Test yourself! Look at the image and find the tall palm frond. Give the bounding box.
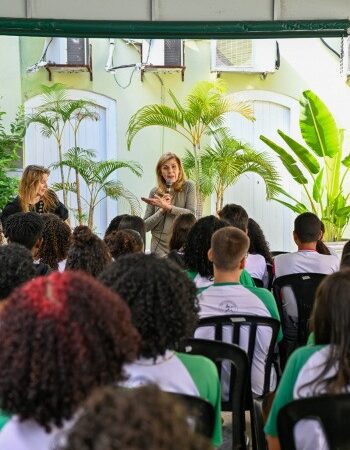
[102,180,141,215]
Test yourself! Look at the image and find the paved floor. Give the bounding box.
[218,412,253,450]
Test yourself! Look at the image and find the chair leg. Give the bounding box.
[251,398,267,450]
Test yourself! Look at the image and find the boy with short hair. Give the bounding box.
[197,226,282,396]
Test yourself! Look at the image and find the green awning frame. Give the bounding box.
[0,18,349,38]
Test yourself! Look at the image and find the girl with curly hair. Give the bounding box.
[37,213,72,271]
[99,254,222,447]
[104,229,144,260]
[246,218,273,287]
[66,225,112,277]
[0,271,140,450]
[183,215,255,288]
[60,385,213,450]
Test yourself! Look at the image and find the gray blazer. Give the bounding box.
[144,180,196,256]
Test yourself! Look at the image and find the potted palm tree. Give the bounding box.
[127,80,254,217]
[260,90,350,247]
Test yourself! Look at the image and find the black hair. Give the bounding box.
[104,229,144,260]
[341,241,350,269]
[118,215,146,247]
[247,218,273,265]
[0,243,36,300]
[294,212,322,243]
[218,204,249,232]
[169,213,196,251]
[99,253,198,359]
[4,211,44,250]
[104,214,128,238]
[183,215,228,278]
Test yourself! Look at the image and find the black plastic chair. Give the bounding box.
[271,251,289,257]
[277,394,350,450]
[252,277,264,288]
[179,338,251,450]
[272,273,326,361]
[168,391,215,440]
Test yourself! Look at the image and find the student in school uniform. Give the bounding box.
[196,227,282,397]
[247,218,273,287]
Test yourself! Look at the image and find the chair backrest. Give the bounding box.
[252,277,264,288]
[272,273,326,346]
[271,251,289,257]
[179,337,250,449]
[168,391,215,440]
[277,394,350,450]
[196,315,280,397]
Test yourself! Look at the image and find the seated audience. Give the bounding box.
[0,271,139,449]
[0,243,36,302]
[247,218,273,287]
[184,215,255,288]
[37,213,72,271]
[3,211,52,275]
[99,254,222,447]
[66,225,112,277]
[341,240,350,269]
[105,214,146,248]
[168,212,196,268]
[265,269,350,450]
[274,212,339,343]
[104,229,144,260]
[316,221,331,255]
[104,214,128,238]
[196,227,282,397]
[59,385,213,450]
[0,221,4,245]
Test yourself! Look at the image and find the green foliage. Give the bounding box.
[0,106,26,210]
[260,90,350,241]
[127,80,255,217]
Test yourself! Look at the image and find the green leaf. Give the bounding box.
[273,198,308,214]
[342,154,350,168]
[300,90,340,158]
[278,130,320,174]
[260,135,308,184]
[335,205,350,218]
[312,168,324,202]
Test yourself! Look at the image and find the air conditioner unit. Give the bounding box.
[45,37,89,65]
[142,39,184,67]
[211,39,277,73]
[341,36,350,78]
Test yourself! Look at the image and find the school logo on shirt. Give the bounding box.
[219,300,238,313]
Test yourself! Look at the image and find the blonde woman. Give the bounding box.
[142,152,196,256]
[1,165,68,226]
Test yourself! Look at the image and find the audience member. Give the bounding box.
[3,211,52,275]
[118,215,146,247]
[184,215,255,288]
[0,243,36,302]
[196,227,282,396]
[218,203,248,232]
[59,385,213,450]
[99,254,222,447]
[104,214,128,238]
[38,213,72,271]
[168,213,196,268]
[274,212,339,344]
[316,221,331,255]
[247,218,273,287]
[0,271,140,449]
[104,229,144,260]
[265,269,350,450]
[66,225,112,277]
[341,240,350,269]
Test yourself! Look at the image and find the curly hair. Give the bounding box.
[4,211,44,250]
[104,214,128,238]
[66,226,112,277]
[37,213,72,270]
[99,253,198,359]
[104,229,143,260]
[60,385,213,450]
[183,216,227,278]
[0,271,140,430]
[118,215,146,247]
[247,218,273,265]
[0,243,36,300]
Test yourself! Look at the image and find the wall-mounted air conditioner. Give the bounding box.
[211,39,278,73]
[141,39,184,67]
[45,38,89,65]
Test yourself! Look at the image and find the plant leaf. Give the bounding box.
[312,168,324,202]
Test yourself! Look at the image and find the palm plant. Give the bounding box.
[26,84,99,208]
[183,128,281,212]
[260,90,350,241]
[53,147,142,228]
[127,80,254,217]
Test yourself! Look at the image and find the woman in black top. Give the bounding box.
[1,165,68,226]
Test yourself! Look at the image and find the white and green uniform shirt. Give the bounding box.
[186,269,256,289]
[265,345,343,450]
[122,350,222,447]
[196,282,282,397]
[246,253,268,287]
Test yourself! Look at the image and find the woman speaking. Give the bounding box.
[142,152,196,256]
[1,165,68,226]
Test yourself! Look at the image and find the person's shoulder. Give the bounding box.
[288,344,326,369]
[176,352,218,376]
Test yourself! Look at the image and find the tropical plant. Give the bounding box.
[0,106,26,210]
[26,83,99,208]
[127,80,254,217]
[183,128,281,212]
[52,148,142,228]
[260,90,350,241]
